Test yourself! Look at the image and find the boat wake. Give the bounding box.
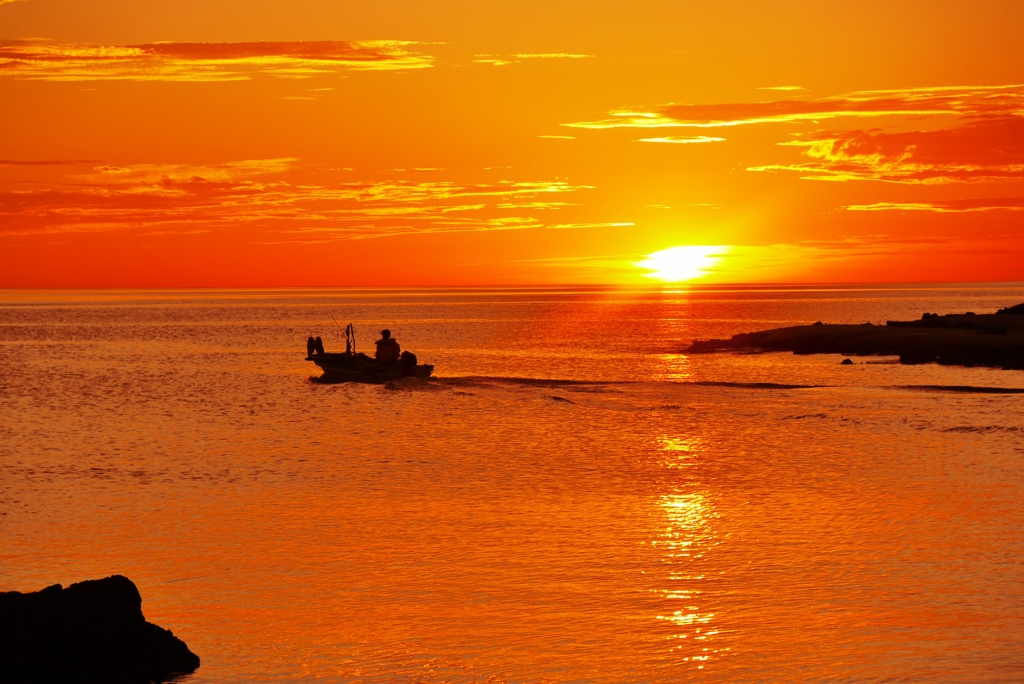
[898,384,1024,394]
[309,374,1023,395]
[690,380,821,390]
[367,375,824,392]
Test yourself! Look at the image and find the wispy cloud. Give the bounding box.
[472,57,514,66]
[565,84,1022,129]
[0,158,601,239]
[751,116,1024,183]
[0,40,433,81]
[846,198,1024,212]
[473,52,591,67]
[639,136,725,144]
[496,201,577,210]
[136,229,212,236]
[568,85,1024,189]
[549,222,634,229]
[514,53,591,59]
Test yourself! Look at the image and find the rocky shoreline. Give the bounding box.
[687,303,1024,370]
[0,575,200,683]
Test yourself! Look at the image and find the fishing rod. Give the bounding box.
[327,312,354,354]
[329,312,344,335]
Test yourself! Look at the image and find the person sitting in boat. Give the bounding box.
[374,329,401,365]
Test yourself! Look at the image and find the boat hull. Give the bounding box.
[307,353,433,383]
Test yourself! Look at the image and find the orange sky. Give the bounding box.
[1,0,1023,287]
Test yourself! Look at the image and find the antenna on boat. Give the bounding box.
[345,323,356,354]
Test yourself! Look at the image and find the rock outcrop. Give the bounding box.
[686,305,1024,370]
[0,575,200,683]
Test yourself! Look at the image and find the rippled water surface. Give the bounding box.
[2,285,1024,682]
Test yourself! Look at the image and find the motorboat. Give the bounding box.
[305,323,434,383]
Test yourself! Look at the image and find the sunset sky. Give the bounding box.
[2,0,1023,286]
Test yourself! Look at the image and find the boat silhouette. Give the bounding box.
[305,324,434,383]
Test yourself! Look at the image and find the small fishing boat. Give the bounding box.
[305,323,434,383]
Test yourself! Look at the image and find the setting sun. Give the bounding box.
[636,246,727,282]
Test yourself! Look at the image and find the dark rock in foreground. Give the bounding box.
[0,575,200,683]
[686,305,1024,370]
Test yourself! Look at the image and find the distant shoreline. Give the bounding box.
[687,303,1024,370]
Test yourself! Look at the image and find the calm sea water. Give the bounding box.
[2,285,1024,682]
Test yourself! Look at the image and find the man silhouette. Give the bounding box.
[374,329,401,365]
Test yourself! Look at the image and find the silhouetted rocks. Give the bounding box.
[686,304,1024,370]
[0,575,200,683]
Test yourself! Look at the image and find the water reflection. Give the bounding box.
[657,434,705,469]
[653,432,723,668]
[653,353,693,382]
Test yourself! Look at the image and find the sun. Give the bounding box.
[636,245,727,282]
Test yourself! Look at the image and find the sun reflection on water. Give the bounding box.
[657,434,705,469]
[653,353,693,382]
[652,429,724,669]
[655,493,722,665]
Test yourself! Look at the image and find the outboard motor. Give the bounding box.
[306,336,316,358]
[399,350,417,376]
[314,336,325,355]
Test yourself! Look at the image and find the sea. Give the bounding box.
[2,284,1024,682]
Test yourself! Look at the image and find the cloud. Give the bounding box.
[473,52,591,67]
[472,57,514,66]
[567,84,1024,189]
[565,84,1022,129]
[750,116,1024,183]
[496,201,577,210]
[0,40,433,81]
[0,158,600,239]
[513,53,592,59]
[549,222,634,229]
[136,229,212,236]
[759,86,805,91]
[639,136,725,144]
[84,158,296,182]
[846,198,1024,212]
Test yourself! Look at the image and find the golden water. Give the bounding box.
[2,286,1024,681]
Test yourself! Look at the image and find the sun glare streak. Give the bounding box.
[636,246,727,282]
